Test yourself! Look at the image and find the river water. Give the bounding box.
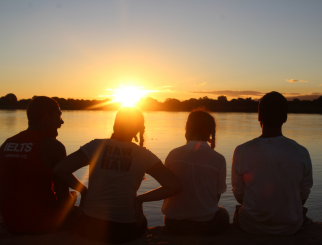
[0,110,321,226]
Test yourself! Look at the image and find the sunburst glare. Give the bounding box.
[111,85,149,107]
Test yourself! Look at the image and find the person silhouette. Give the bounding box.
[161,109,229,235]
[231,91,313,235]
[0,96,76,234]
[54,107,181,243]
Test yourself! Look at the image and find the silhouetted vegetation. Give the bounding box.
[1,93,322,113]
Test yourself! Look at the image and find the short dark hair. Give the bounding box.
[186,108,216,148]
[258,91,288,128]
[27,96,60,125]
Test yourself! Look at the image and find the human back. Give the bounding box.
[231,91,313,235]
[162,142,226,220]
[81,138,160,222]
[54,107,181,243]
[0,96,74,233]
[162,109,229,235]
[0,130,59,232]
[233,136,311,234]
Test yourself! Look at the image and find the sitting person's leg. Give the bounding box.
[77,213,147,244]
[296,207,312,233]
[165,206,230,236]
[201,206,230,235]
[233,205,242,227]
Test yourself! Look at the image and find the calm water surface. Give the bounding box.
[1,110,321,226]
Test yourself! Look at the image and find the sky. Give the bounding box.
[1,0,322,101]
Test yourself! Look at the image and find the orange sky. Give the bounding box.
[1,1,322,102]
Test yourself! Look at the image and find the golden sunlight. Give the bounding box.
[111,85,149,107]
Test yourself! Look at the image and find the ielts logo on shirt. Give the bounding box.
[3,143,34,152]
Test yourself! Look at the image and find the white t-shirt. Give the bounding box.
[80,138,160,223]
[161,141,227,221]
[232,136,313,235]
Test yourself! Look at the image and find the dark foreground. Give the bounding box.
[1,216,322,245]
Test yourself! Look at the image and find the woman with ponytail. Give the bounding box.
[161,109,229,235]
[54,107,181,243]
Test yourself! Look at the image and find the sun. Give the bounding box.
[112,86,148,107]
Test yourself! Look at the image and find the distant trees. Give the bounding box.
[0,93,18,106]
[1,94,322,113]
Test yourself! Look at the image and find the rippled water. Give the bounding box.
[1,110,321,226]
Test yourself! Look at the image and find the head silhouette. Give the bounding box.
[112,107,145,146]
[185,108,216,149]
[27,96,63,138]
[258,91,288,129]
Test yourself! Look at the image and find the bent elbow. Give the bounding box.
[173,182,182,195]
[53,167,64,176]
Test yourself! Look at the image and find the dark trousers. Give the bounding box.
[164,206,230,236]
[77,214,147,244]
[233,205,312,233]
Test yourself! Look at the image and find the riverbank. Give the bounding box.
[1,215,321,245]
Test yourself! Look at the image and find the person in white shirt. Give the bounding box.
[231,91,313,236]
[54,107,181,243]
[161,109,229,235]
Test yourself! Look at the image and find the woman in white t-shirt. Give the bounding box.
[161,109,229,235]
[54,107,181,243]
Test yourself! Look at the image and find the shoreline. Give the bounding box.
[1,108,322,115]
[1,215,321,245]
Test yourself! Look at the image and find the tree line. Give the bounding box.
[1,93,322,113]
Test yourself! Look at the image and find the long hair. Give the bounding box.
[185,108,216,149]
[111,107,145,146]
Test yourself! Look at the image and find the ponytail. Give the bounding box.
[139,126,145,147]
[210,130,216,149]
[133,127,145,147]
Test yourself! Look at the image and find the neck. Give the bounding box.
[260,125,283,138]
[111,132,134,143]
[27,124,45,132]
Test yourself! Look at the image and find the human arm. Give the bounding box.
[217,194,221,202]
[137,161,181,202]
[231,147,245,205]
[135,161,182,225]
[53,149,89,196]
[217,155,227,204]
[41,137,75,207]
[300,149,313,206]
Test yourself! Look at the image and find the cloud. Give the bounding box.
[286,79,308,83]
[283,92,322,101]
[159,85,173,88]
[150,88,177,93]
[98,95,111,98]
[194,82,207,86]
[191,90,264,97]
[190,90,322,100]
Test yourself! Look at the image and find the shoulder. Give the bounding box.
[81,139,107,149]
[165,144,187,160]
[40,137,66,168]
[232,138,259,164]
[211,150,226,163]
[168,144,187,155]
[282,136,310,155]
[234,138,259,154]
[139,146,159,159]
[41,137,66,153]
[4,131,25,142]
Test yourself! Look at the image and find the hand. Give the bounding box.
[70,191,78,205]
[77,188,88,217]
[134,198,145,227]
